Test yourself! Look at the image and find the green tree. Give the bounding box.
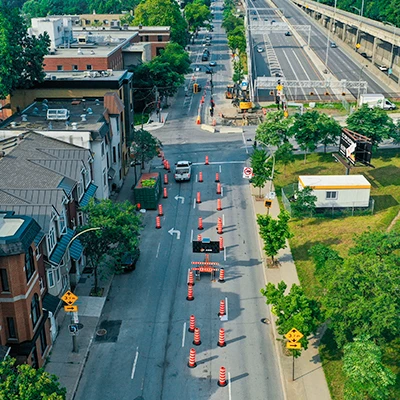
[346,104,397,147]
[274,141,295,174]
[256,110,293,146]
[0,357,66,399]
[308,243,343,284]
[222,13,242,32]
[250,148,272,198]
[0,7,50,98]
[79,199,142,293]
[131,129,161,168]
[323,253,400,347]
[343,336,396,400]
[260,281,322,354]
[227,26,246,53]
[291,186,317,218]
[257,211,293,264]
[158,42,191,75]
[232,59,244,84]
[133,0,188,47]
[185,0,211,32]
[317,113,342,152]
[290,111,323,162]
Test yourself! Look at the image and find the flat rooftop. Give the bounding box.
[0,99,105,132]
[43,70,129,81]
[299,175,371,189]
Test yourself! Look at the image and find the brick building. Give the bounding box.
[0,212,52,368]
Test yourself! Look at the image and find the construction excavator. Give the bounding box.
[225,83,253,112]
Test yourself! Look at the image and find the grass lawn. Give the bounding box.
[273,148,400,399]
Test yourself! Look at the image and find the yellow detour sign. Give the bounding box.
[285,327,304,343]
[62,290,78,306]
[264,199,272,208]
[276,84,283,91]
[283,110,289,118]
[286,342,302,350]
[356,43,361,49]
[64,305,78,312]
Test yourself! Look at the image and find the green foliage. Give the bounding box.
[317,113,342,153]
[256,111,293,146]
[185,0,211,31]
[349,229,400,261]
[133,0,187,46]
[0,357,66,399]
[0,7,50,98]
[308,243,343,283]
[250,148,272,197]
[131,129,161,168]
[227,26,246,53]
[232,59,244,84]
[260,281,322,355]
[256,211,293,263]
[141,178,156,187]
[346,104,397,147]
[274,142,295,173]
[323,253,400,348]
[291,186,317,218]
[79,199,142,292]
[343,336,396,400]
[158,42,191,75]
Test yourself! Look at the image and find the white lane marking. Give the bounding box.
[131,347,139,379]
[242,131,249,154]
[182,322,187,347]
[193,199,196,209]
[228,372,232,400]
[219,165,222,173]
[156,243,161,258]
[221,186,224,197]
[222,214,225,226]
[190,229,193,243]
[224,247,226,261]
[282,49,307,98]
[225,297,229,321]
[192,161,245,166]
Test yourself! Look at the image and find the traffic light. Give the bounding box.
[193,83,199,93]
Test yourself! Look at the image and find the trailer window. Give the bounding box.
[326,191,338,200]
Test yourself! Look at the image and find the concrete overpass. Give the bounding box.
[291,0,400,86]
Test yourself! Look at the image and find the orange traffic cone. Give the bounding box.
[158,204,163,216]
[193,327,201,346]
[163,187,168,198]
[218,366,228,387]
[156,216,161,229]
[217,198,222,211]
[217,217,223,234]
[164,174,169,185]
[219,236,224,251]
[215,172,220,182]
[188,348,197,368]
[217,328,226,347]
[218,299,225,317]
[219,268,225,283]
[199,172,203,182]
[188,270,194,286]
[187,285,194,301]
[197,234,202,241]
[198,217,204,230]
[188,315,196,332]
[205,156,209,165]
[216,183,221,195]
[196,192,201,204]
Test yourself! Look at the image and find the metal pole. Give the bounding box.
[292,353,295,381]
[351,7,361,49]
[72,333,78,353]
[324,0,337,67]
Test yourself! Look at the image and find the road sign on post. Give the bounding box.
[61,291,78,306]
[285,327,304,381]
[243,167,253,179]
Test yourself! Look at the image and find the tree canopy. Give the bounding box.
[133,0,187,47]
[346,104,397,147]
[250,148,272,197]
[185,0,211,32]
[0,7,50,98]
[256,111,293,147]
[130,129,161,168]
[291,186,317,218]
[79,199,142,293]
[0,357,66,400]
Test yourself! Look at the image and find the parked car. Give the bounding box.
[257,46,264,53]
[119,248,140,273]
[285,31,291,36]
[360,52,371,59]
[378,65,388,71]
[209,61,217,67]
[330,41,337,48]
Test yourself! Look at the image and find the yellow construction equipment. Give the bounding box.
[225,85,234,99]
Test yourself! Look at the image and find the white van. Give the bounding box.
[174,161,192,181]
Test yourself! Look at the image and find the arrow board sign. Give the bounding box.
[192,240,220,253]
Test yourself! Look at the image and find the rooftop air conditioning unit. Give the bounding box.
[81,114,87,122]
[10,121,17,128]
[71,122,78,130]
[51,75,57,80]
[21,114,28,122]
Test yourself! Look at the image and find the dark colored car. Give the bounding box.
[360,52,371,59]
[209,61,217,67]
[119,248,140,273]
[285,31,291,36]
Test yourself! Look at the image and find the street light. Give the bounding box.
[357,64,368,104]
[324,0,338,68]
[141,100,159,130]
[351,6,361,49]
[383,21,396,73]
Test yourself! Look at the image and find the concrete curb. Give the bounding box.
[201,124,216,133]
[219,127,243,134]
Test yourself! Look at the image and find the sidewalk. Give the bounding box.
[250,184,331,400]
[44,167,137,400]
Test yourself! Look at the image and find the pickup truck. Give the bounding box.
[174,161,192,181]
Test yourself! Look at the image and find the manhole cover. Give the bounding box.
[96,329,107,336]
[261,318,271,325]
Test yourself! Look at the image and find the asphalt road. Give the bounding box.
[247,0,394,100]
[75,3,285,400]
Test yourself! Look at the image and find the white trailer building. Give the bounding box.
[298,175,371,208]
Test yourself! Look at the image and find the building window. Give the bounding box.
[103,168,107,186]
[25,247,36,283]
[157,35,163,42]
[35,245,41,261]
[31,294,41,329]
[39,277,45,294]
[77,211,84,226]
[112,146,116,163]
[0,269,10,292]
[156,47,163,56]
[58,209,67,235]
[326,191,338,200]
[117,144,121,161]
[39,329,47,356]
[7,317,16,339]
[106,153,110,169]
[101,141,105,157]
[47,225,56,254]
[144,35,149,42]
[56,268,61,282]
[57,65,63,71]
[72,65,78,71]
[47,270,55,288]
[86,65,92,70]
[77,180,84,200]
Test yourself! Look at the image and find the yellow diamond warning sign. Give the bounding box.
[61,290,78,306]
[285,327,304,343]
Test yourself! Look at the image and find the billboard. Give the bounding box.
[339,128,372,166]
